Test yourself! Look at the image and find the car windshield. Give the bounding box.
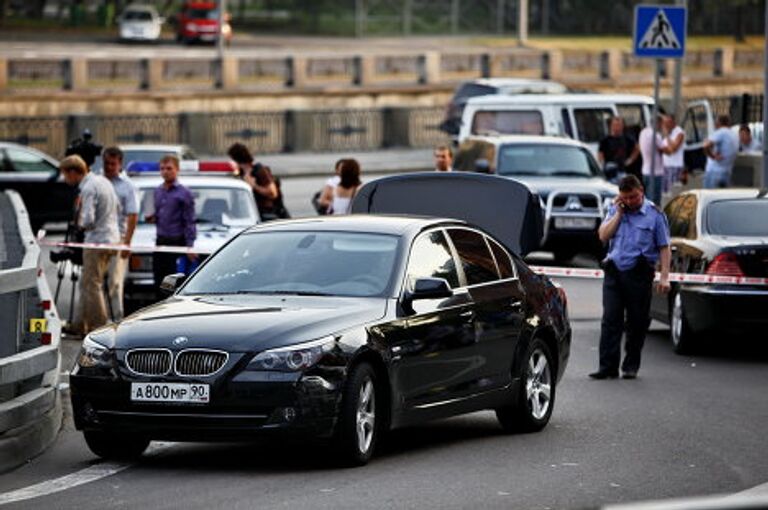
[180,231,399,297]
[124,149,195,166]
[138,186,258,226]
[186,8,219,19]
[123,10,153,21]
[706,199,768,236]
[497,144,600,177]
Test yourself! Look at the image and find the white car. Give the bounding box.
[118,4,164,42]
[125,174,259,312]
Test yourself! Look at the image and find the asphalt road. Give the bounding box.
[4,175,767,509]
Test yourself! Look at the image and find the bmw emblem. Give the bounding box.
[173,336,189,346]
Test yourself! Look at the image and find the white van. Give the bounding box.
[458,93,656,154]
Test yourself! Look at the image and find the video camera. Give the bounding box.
[49,223,85,266]
[65,129,103,167]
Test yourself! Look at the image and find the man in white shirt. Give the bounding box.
[638,116,665,205]
[738,124,761,152]
[434,145,453,172]
[103,146,139,321]
[661,114,686,191]
[60,154,120,334]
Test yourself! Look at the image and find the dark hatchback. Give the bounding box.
[71,207,571,465]
[650,189,768,354]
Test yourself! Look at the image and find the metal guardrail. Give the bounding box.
[0,48,762,94]
[0,190,62,473]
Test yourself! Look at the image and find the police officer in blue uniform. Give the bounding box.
[590,175,671,380]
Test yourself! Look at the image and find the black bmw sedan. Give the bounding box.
[71,216,570,465]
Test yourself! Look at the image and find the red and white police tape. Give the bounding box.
[40,238,768,286]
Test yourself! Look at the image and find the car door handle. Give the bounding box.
[459,310,475,321]
[510,301,522,310]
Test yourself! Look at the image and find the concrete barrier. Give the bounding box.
[0,190,62,473]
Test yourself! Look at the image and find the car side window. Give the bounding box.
[572,108,613,143]
[406,230,460,289]
[4,147,57,173]
[487,237,516,279]
[446,228,499,286]
[664,196,686,238]
[679,195,698,240]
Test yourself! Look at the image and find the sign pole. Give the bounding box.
[763,0,768,187]
[650,59,662,204]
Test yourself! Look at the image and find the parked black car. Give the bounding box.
[70,175,571,466]
[650,189,768,353]
[0,142,76,232]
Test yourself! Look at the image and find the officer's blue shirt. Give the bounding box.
[603,199,670,271]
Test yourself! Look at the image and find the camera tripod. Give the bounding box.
[53,258,116,335]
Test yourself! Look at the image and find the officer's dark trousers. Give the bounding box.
[599,260,655,374]
[153,235,186,299]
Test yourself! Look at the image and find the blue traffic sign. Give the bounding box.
[633,5,687,59]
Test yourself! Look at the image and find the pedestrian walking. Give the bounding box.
[703,115,739,189]
[590,175,671,380]
[660,114,686,190]
[315,158,345,215]
[638,116,665,205]
[738,124,761,153]
[434,145,454,172]
[330,158,362,215]
[598,116,639,182]
[102,146,139,321]
[146,155,196,298]
[60,154,120,334]
[227,143,280,220]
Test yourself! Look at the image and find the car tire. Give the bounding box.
[671,290,696,355]
[334,362,380,466]
[496,338,555,433]
[83,431,150,460]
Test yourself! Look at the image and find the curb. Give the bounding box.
[0,394,62,474]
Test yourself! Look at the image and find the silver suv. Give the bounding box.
[454,135,617,262]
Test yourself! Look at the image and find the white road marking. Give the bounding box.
[0,443,172,506]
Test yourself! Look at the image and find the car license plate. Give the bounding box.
[130,382,210,403]
[554,217,596,230]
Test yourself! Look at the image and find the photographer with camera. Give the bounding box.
[65,129,103,168]
[60,155,120,335]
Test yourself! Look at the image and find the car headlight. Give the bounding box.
[248,336,334,372]
[77,336,111,368]
[185,22,197,31]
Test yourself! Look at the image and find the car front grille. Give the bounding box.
[126,349,172,376]
[175,350,229,376]
[551,194,599,209]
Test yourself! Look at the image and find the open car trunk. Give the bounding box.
[350,172,543,256]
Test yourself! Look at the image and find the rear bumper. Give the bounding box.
[682,285,768,333]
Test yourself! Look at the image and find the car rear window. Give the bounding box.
[124,10,153,21]
[706,199,768,236]
[471,110,544,136]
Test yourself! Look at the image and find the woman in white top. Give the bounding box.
[660,114,686,191]
[317,158,345,214]
[331,158,362,215]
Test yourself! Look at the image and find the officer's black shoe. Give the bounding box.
[622,371,638,379]
[589,370,618,380]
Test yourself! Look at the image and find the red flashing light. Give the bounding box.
[40,300,51,310]
[199,161,238,173]
[705,252,745,277]
[41,332,52,345]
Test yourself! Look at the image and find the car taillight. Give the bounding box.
[705,252,745,277]
[129,254,152,271]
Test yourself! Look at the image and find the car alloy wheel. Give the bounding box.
[526,347,552,420]
[671,291,695,354]
[356,377,376,455]
[335,362,380,465]
[496,338,556,433]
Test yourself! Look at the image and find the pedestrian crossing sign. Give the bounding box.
[633,5,687,59]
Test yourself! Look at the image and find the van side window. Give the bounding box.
[561,108,574,138]
[472,111,544,136]
[573,108,613,143]
[616,104,645,141]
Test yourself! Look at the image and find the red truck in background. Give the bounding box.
[176,1,232,45]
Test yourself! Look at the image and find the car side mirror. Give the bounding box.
[403,277,453,311]
[160,272,187,296]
